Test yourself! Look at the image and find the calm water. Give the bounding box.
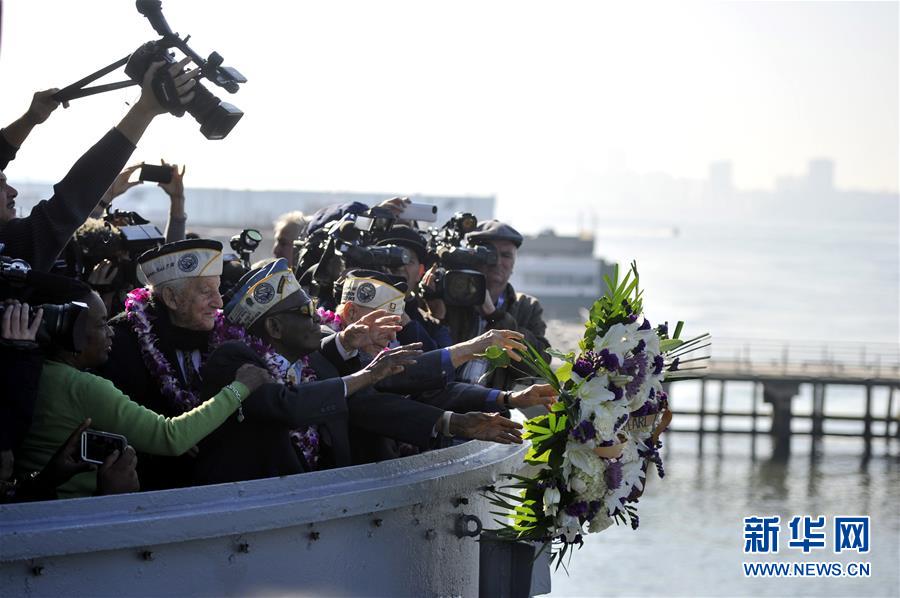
[548,436,900,597]
[537,206,899,597]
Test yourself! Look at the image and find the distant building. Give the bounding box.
[510,230,615,300]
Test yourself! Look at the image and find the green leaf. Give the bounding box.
[673,321,684,340]
[659,338,684,352]
[555,361,573,383]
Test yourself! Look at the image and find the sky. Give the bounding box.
[0,1,897,223]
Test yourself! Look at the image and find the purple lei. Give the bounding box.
[125,287,321,467]
[316,307,343,332]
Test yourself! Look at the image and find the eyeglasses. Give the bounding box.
[295,299,318,318]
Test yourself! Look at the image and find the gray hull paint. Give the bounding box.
[1,441,528,597]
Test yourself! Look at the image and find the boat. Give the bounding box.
[1,441,551,596]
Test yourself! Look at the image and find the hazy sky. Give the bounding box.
[0,1,897,219]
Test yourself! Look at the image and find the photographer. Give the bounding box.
[0,58,198,271]
[442,220,551,390]
[373,224,453,351]
[1,301,44,478]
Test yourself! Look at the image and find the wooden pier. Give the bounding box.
[665,339,900,462]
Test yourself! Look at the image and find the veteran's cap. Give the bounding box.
[137,239,223,286]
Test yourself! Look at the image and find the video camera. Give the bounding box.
[294,207,411,304]
[422,212,496,307]
[0,249,90,353]
[99,210,165,289]
[54,0,247,140]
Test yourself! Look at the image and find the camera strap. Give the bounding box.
[152,67,187,117]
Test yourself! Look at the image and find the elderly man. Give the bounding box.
[219,259,528,465]
[329,269,557,418]
[440,220,551,390]
[97,238,229,489]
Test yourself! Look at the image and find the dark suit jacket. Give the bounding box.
[318,335,505,416]
[308,340,446,464]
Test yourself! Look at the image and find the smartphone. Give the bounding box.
[400,203,438,223]
[80,430,128,465]
[139,164,173,184]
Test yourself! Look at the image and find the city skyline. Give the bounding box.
[0,1,895,217]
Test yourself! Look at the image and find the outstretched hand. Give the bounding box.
[340,309,403,351]
[507,383,557,410]
[361,343,423,385]
[450,412,524,444]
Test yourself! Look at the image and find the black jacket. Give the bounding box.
[0,128,135,271]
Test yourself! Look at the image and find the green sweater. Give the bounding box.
[16,360,249,498]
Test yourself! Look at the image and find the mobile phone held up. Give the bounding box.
[80,430,128,465]
[139,164,173,184]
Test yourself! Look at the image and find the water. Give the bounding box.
[548,436,900,597]
[533,203,900,597]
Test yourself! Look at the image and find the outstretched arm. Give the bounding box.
[0,89,60,170]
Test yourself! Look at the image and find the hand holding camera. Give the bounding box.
[1,300,42,343]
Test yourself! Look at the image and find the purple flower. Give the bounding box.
[633,339,646,354]
[638,319,652,331]
[669,357,680,371]
[608,382,624,401]
[625,354,649,396]
[605,459,623,490]
[573,358,595,379]
[652,354,665,375]
[598,349,620,371]
[570,420,597,443]
[657,322,668,336]
[565,501,589,519]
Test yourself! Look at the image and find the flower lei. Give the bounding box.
[124,287,321,468]
[317,307,343,332]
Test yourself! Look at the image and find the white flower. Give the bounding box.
[556,513,583,542]
[563,440,604,480]
[588,508,614,533]
[568,475,588,495]
[634,322,661,356]
[542,487,561,517]
[570,372,629,440]
[594,323,637,362]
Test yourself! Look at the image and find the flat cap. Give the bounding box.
[465,219,523,248]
